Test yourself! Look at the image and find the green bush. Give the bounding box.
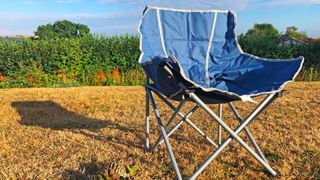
[238,23,320,81]
[0,32,319,89]
[0,34,143,88]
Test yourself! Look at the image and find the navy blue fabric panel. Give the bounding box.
[206,55,303,95]
[142,56,182,97]
[224,11,242,58]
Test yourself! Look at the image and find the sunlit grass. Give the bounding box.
[0,82,319,179]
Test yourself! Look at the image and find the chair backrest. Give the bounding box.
[138,6,242,66]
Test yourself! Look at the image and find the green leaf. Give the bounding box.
[125,165,139,176]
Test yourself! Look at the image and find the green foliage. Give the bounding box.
[239,23,281,58]
[125,165,139,176]
[239,24,320,81]
[97,164,139,180]
[0,37,25,43]
[285,26,308,40]
[0,34,144,88]
[35,20,90,39]
[0,22,319,89]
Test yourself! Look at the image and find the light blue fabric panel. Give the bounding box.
[139,10,164,61]
[211,12,229,59]
[160,11,215,81]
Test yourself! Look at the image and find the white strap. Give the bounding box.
[205,12,218,85]
[157,9,168,58]
[240,95,257,104]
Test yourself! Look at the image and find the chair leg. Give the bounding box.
[145,88,150,152]
[152,119,184,152]
[189,93,278,179]
[146,89,183,180]
[218,103,222,146]
[228,102,268,162]
[151,99,186,152]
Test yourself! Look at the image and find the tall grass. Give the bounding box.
[297,67,320,81]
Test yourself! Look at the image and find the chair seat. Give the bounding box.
[145,83,240,104]
[143,55,303,102]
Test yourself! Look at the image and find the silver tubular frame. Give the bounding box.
[144,80,281,179]
[228,102,268,162]
[145,76,150,152]
[146,86,218,149]
[188,93,278,179]
[218,103,222,146]
[146,89,182,180]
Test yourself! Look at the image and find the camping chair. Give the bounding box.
[138,6,304,179]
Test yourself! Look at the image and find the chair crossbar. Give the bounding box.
[153,90,218,148]
[189,93,278,179]
[165,99,186,128]
[228,102,268,162]
[145,85,280,179]
[152,103,199,152]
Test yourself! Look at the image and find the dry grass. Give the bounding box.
[0,82,319,179]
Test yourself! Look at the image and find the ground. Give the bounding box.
[0,82,319,179]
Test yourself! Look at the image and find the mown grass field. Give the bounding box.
[0,82,319,179]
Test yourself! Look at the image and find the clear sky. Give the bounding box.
[0,0,319,37]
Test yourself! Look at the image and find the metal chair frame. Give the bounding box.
[144,77,282,179]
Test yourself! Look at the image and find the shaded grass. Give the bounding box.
[0,82,319,179]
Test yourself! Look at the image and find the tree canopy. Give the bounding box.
[35,20,90,40]
[239,23,281,57]
[284,26,308,40]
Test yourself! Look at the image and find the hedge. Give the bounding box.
[0,34,318,88]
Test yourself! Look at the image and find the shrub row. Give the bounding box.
[0,35,144,88]
[0,34,318,88]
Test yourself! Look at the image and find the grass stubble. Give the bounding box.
[0,82,319,179]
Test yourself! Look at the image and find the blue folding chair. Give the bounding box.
[139,6,304,179]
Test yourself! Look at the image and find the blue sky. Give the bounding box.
[0,0,319,37]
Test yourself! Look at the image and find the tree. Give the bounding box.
[35,20,90,39]
[239,23,281,58]
[284,26,308,40]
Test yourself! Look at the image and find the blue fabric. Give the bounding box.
[143,56,182,97]
[139,7,304,97]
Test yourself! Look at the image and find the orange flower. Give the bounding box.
[26,75,35,84]
[93,69,107,85]
[0,73,7,82]
[111,67,121,85]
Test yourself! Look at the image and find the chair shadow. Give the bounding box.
[11,101,144,149]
